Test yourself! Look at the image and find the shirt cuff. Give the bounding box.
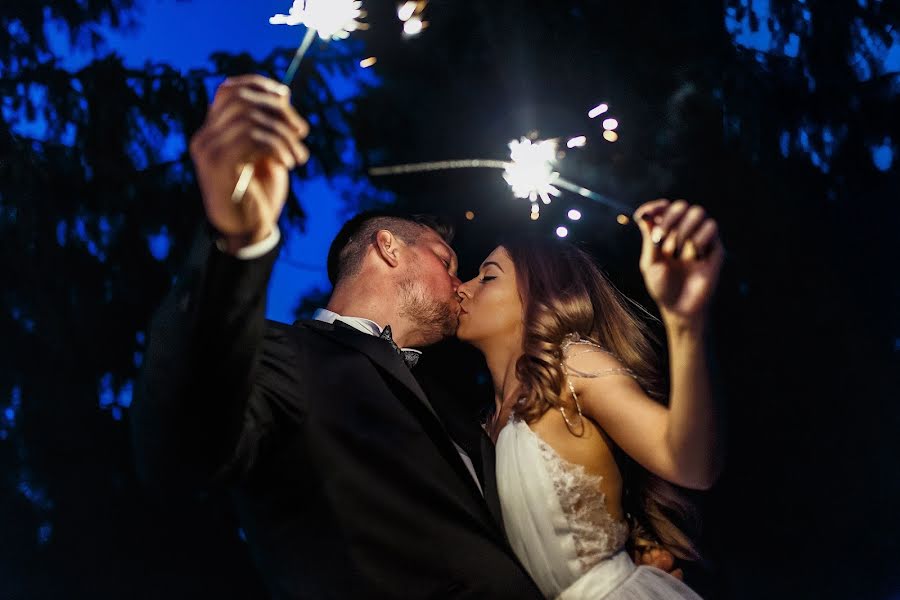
[215,227,281,260]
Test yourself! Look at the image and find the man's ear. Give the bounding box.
[373,230,401,268]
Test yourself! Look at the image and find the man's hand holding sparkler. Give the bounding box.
[190,75,309,254]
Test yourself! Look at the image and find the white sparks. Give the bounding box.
[588,103,609,119]
[566,135,587,148]
[556,226,569,238]
[270,0,365,40]
[567,209,582,221]
[603,130,619,142]
[360,56,377,68]
[270,0,306,25]
[397,1,417,21]
[502,137,562,205]
[403,16,424,36]
[602,118,619,131]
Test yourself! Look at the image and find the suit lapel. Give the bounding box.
[301,320,495,517]
[303,320,440,420]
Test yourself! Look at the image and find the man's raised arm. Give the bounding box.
[130,75,309,493]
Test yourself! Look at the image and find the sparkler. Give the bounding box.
[232,0,367,204]
[369,135,632,219]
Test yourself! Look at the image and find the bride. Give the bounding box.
[456,199,724,598]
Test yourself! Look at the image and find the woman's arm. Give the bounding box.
[574,198,725,490]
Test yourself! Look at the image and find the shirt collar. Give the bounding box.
[312,308,422,355]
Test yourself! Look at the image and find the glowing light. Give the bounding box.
[531,212,540,221]
[566,136,587,148]
[603,130,619,142]
[567,209,582,221]
[531,204,540,213]
[602,118,619,131]
[503,137,561,205]
[397,1,417,21]
[359,56,377,68]
[616,214,630,225]
[588,103,609,119]
[270,0,366,40]
[556,226,569,238]
[465,211,475,221]
[403,16,424,36]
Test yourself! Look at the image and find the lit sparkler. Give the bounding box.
[232,0,367,204]
[369,135,631,219]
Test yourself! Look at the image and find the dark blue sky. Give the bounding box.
[52,0,372,322]
[40,0,898,322]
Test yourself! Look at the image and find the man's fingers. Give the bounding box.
[209,85,308,140]
[215,75,291,101]
[201,100,309,170]
[208,121,295,171]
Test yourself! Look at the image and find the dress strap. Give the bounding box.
[558,333,638,434]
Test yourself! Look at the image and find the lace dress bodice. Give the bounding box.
[495,335,702,599]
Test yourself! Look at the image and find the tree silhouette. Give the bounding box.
[2,0,898,597]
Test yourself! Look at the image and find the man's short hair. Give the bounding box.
[327,210,454,286]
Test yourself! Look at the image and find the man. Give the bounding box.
[132,75,674,598]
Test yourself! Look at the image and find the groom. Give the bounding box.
[131,75,675,598]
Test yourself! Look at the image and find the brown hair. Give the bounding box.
[502,235,702,562]
[327,211,454,286]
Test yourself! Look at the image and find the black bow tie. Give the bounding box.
[379,325,420,369]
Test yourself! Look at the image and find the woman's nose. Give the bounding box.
[457,279,474,300]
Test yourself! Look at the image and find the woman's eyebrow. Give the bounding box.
[479,261,504,272]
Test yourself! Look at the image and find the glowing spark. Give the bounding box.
[235,0,366,204]
[588,103,609,119]
[360,56,377,68]
[403,16,425,36]
[617,214,631,225]
[568,209,582,221]
[465,211,475,221]
[566,136,587,148]
[270,1,306,25]
[531,212,540,221]
[602,118,619,131]
[270,0,366,40]
[503,137,562,205]
[603,130,619,142]
[556,226,569,238]
[397,1,417,21]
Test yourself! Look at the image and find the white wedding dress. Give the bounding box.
[495,340,703,599]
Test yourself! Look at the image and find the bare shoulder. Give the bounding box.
[562,340,634,381]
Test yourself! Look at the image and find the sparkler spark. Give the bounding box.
[271,0,366,40]
[234,1,366,204]
[370,135,632,219]
[503,137,562,204]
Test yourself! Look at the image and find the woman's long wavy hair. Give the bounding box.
[502,235,702,562]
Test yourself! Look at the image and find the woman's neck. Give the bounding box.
[483,343,524,419]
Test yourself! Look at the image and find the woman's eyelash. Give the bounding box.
[479,276,496,283]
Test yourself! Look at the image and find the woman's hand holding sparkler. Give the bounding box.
[190,75,310,254]
[634,199,725,328]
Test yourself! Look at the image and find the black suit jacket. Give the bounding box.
[131,232,542,599]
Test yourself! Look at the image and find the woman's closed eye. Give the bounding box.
[479,276,497,284]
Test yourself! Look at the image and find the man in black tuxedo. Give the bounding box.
[132,75,676,598]
[131,74,544,599]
